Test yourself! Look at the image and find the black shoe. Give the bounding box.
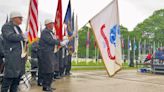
[43,87,53,92]
[51,87,56,90]
[65,72,71,76]
[68,72,72,75]
[37,82,42,86]
[55,75,61,79]
[60,74,65,77]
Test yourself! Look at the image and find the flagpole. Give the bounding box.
[75,15,78,64]
[88,28,90,65]
[97,48,99,63]
[5,14,8,23]
[86,28,88,65]
[153,41,155,54]
[121,37,124,63]
[94,43,97,63]
[133,37,135,65]
[88,30,90,64]
[122,46,124,63]
[128,36,130,64]
[76,37,78,64]
[138,39,141,63]
[157,42,159,49]
[144,39,146,56]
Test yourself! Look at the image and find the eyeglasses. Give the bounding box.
[18,17,23,20]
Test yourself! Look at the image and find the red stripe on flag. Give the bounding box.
[33,0,38,13]
[30,6,38,30]
[29,20,36,38]
[27,0,38,43]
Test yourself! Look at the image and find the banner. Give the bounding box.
[54,0,62,40]
[90,0,122,76]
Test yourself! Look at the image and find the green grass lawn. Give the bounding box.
[72,60,104,66]
[25,60,137,71]
[71,61,137,70]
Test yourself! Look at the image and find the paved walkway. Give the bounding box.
[25,70,164,92]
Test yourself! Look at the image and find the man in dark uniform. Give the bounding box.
[64,31,77,76]
[1,11,27,92]
[65,33,75,76]
[38,19,68,91]
[58,36,68,77]
[65,44,73,75]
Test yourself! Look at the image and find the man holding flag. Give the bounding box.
[39,19,69,91]
[64,0,74,76]
[1,11,28,92]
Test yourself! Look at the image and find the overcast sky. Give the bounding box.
[0,0,164,32]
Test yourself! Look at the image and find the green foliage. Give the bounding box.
[133,9,164,43]
[71,61,136,70]
[78,26,98,58]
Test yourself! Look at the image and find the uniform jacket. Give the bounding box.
[1,22,25,78]
[38,28,60,73]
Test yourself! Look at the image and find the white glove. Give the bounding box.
[22,31,28,42]
[60,39,69,46]
[63,36,68,40]
[23,31,28,39]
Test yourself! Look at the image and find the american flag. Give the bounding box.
[27,0,38,43]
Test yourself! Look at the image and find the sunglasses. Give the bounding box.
[18,17,23,20]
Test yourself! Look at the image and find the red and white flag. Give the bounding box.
[54,0,62,41]
[90,0,122,76]
[27,0,38,43]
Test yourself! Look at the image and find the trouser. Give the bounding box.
[31,58,38,78]
[59,59,65,76]
[38,70,43,84]
[0,62,4,73]
[65,54,72,74]
[53,52,60,78]
[1,76,21,92]
[58,49,64,76]
[42,73,53,89]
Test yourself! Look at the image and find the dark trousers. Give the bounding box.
[58,49,64,76]
[59,59,64,76]
[42,73,53,89]
[38,70,43,84]
[65,55,72,74]
[30,58,38,78]
[1,77,21,92]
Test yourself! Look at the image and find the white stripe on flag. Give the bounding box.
[27,0,38,42]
